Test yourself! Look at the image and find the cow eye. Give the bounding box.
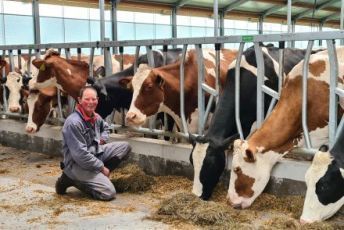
[144,84,153,92]
[17,78,20,83]
[234,167,241,173]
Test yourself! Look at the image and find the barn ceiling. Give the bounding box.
[59,0,344,27]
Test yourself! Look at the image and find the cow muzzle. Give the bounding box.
[125,111,146,126]
[9,106,20,113]
[26,125,37,133]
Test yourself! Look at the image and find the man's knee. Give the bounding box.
[94,186,116,201]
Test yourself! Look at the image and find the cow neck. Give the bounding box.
[48,56,88,99]
[158,54,199,120]
[248,76,330,154]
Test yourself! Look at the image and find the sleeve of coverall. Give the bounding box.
[64,123,104,172]
[100,119,110,142]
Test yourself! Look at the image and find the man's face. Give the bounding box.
[78,88,98,115]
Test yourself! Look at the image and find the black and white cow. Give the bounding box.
[300,131,344,223]
[189,44,319,200]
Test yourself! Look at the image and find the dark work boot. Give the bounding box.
[104,156,122,171]
[55,172,74,195]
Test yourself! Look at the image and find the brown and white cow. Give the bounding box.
[125,49,237,133]
[227,47,344,209]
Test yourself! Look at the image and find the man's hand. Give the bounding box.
[101,166,110,177]
[100,139,106,145]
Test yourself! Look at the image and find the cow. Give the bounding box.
[300,141,344,223]
[26,49,181,133]
[0,57,33,113]
[189,45,317,200]
[125,48,238,134]
[227,47,344,209]
[93,49,183,119]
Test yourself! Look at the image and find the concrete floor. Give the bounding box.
[0,145,172,229]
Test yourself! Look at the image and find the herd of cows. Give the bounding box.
[0,44,344,223]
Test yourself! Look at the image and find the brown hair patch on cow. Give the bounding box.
[309,60,326,77]
[44,49,60,60]
[234,167,255,198]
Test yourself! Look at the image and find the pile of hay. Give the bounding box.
[109,164,154,193]
[152,192,247,228]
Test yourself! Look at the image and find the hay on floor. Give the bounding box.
[109,163,154,193]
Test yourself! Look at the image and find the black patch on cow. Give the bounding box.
[316,160,344,205]
[199,144,226,200]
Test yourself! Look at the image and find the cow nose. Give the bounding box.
[126,112,136,123]
[9,107,20,113]
[26,126,36,133]
[300,218,310,225]
[232,203,242,209]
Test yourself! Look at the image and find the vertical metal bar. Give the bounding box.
[341,0,344,46]
[8,50,14,72]
[88,47,95,80]
[57,89,64,118]
[77,48,82,61]
[327,39,338,148]
[146,45,156,130]
[119,46,124,71]
[134,46,140,74]
[172,8,177,48]
[254,42,265,128]
[65,48,71,59]
[196,44,205,135]
[17,49,22,70]
[335,115,344,142]
[219,11,224,37]
[1,50,7,113]
[99,0,105,42]
[291,21,296,48]
[111,0,118,54]
[213,0,218,37]
[145,45,155,68]
[302,40,314,149]
[235,42,245,140]
[319,22,323,47]
[104,38,113,76]
[162,45,168,66]
[215,43,221,103]
[180,44,188,134]
[32,0,41,45]
[258,17,263,35]
[27,49,32,79]
[287,0,292,47]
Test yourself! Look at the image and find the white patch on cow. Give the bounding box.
[296,126,329,149]
[126,64,152,126]
[159,103,182,130]
[192,143,209,197]
[66,68,72,76]
[227,140,283,208]
[261,47,284,81]
[301,151,344,223]
[5,72,22,112]
[26,92,39,132]
[33,77,57,90]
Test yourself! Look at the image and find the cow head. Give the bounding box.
[5,71,25,113]
[227,139,283,209]
[126,64,164,126]
[300,148,344,223]
[190,134,238,200]
[26,88,56,133]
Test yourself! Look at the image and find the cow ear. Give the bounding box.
[221,133,240,149]
[156,75,165,87]
[32,59,46,71]
[118,76,133,90]
[95,66,105,78]
[244,149,256,163]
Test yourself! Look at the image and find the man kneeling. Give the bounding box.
[55,86,131,200]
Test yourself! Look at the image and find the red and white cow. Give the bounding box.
[227,47,344,209]
[125,49,237,133]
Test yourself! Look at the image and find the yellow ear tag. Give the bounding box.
[40,63,46,71]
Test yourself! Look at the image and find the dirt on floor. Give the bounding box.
[0,144,343,229]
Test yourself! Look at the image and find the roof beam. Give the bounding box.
[321,13,340,24]
[293,0,338,21]
[261,0,303,17]
[222,0,250,13]
[175,0,192,9]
